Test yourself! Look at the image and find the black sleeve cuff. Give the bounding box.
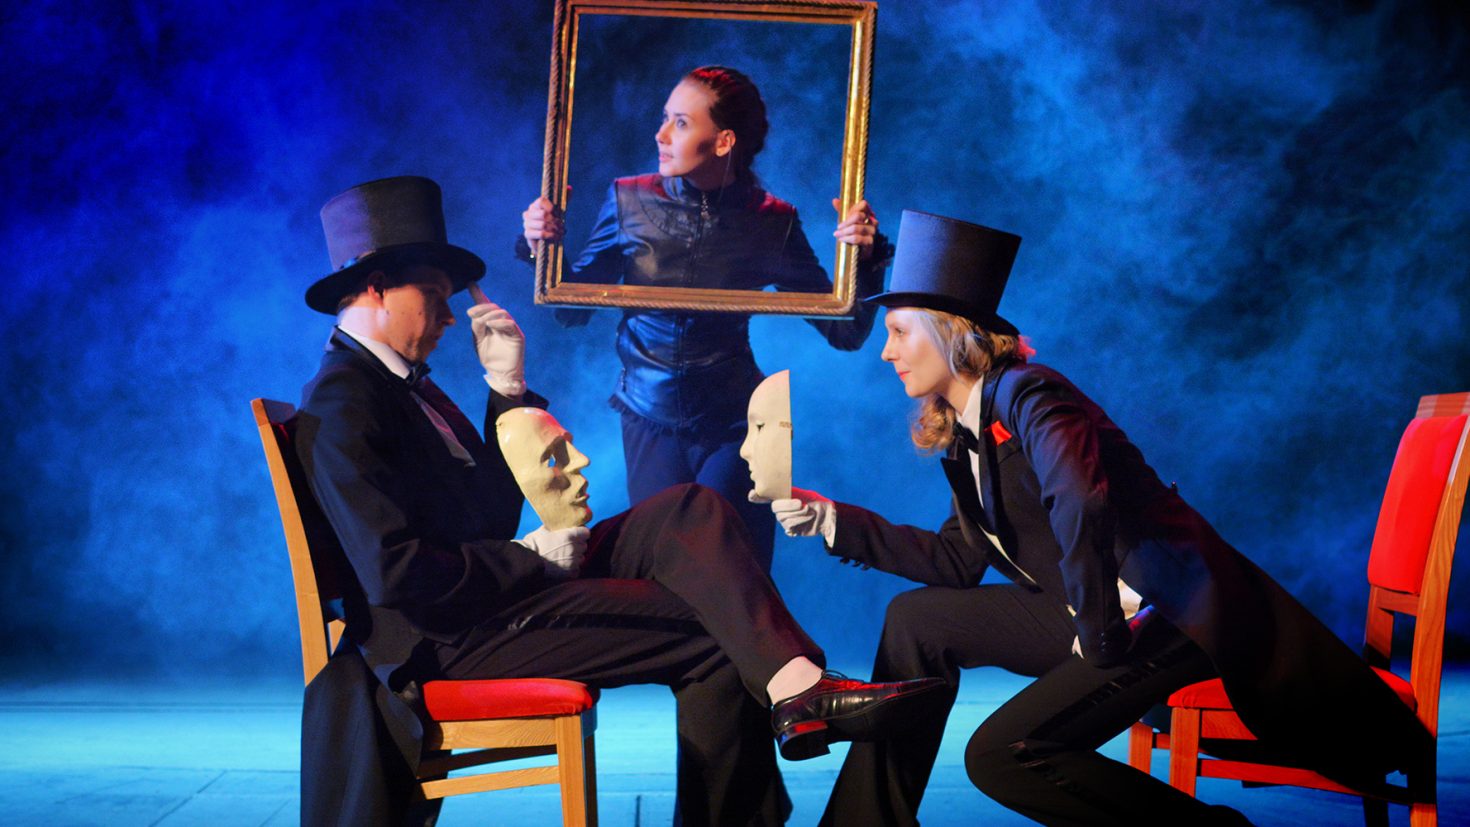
[514,234,535,265]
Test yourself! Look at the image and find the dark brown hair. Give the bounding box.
[685,65,768,181]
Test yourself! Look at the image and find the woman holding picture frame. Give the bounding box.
[520,65,891,569]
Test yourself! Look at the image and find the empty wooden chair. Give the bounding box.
[1128,391,1470,826]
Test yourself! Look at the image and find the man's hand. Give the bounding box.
[515,525,590,578]
[467,282,526,397]
[832,198,879,260]
[755,487,835,539]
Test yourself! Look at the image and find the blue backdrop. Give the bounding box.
[2,0,1467,681]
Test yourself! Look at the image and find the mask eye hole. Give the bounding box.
[547,439,572,472]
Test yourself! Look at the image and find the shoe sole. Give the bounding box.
[775,679,946,762]
[777,720,830,761]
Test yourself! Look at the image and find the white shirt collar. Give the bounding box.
[334,323,413,380]
[958,379,983,447]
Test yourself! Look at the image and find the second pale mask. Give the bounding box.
[739,370,792,500]
[495,407,593,530]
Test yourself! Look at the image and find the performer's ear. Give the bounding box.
[364,271,389,299]
[715,129,736,158]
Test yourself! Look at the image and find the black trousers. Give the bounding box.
[824,585,1232,827]
[621,409,777,571]
[435,483,818,827]
[823,584,1076,826]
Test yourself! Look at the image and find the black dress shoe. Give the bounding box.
[771,671,947,761]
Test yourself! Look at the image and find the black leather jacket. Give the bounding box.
[535,174,888,431]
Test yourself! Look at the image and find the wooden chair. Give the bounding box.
[252,398,599,826]
[1128,392,1470,826]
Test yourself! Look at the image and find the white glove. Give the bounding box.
[756,487,836,541]
[515,525,590,578]
[467,284,526,398]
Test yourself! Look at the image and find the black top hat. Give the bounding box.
[864,210,1021,335]
[306,176,486,314]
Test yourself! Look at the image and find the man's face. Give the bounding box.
[496,408,592,530]
[371,264,455,363]
[739,371,792,500]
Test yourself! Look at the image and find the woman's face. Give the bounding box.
[881,308,954,400]
[655,79,734,186]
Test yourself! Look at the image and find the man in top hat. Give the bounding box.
[292,176,944,826]
[761,211,1431,825]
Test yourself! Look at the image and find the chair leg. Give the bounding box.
[554,714,594,827]
[1128,722,1154,773]
[1168,707,1201,796]
[1408,802,1436,827]
[584,732,598,827]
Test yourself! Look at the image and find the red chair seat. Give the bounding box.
[423,678,598,721]
[1166,667,1416,713]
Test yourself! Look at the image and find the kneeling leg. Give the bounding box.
[964,620,1225,826]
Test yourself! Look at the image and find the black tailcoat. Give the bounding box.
[292,331,548,824]
[295,331,550,690]
[293,330,808,825]
[831,361,1430,789]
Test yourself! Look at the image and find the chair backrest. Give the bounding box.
[252,398,351,685]
[1361,391,1470,738]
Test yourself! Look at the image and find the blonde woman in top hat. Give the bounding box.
[765,210,1431,826]
[520,65,891,572]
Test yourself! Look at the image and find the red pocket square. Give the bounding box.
[985,421,1013,445]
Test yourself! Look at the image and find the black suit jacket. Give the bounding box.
[293,332,554,825]
[832,361,1431,789]
[295,330,550,689]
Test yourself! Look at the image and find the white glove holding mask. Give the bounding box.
[515,525,590,578]
[467,283,526,398]
[750,487,836,543]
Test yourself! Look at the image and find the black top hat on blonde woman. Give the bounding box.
[306,176,486,314]
[864,209,1021,335]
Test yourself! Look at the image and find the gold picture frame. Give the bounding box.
[535,0,878,315]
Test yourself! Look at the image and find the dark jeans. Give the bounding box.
[621,410,777,571]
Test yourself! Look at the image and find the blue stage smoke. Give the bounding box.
[1,0,1465,678]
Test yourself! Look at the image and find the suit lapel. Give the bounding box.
[942,365,1014,537]
[413,376,486,455]
[941,452,994,534]
[327,331,487,463]
[976,364,1016,531]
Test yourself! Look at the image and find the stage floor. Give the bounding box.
[2,667,1465,826]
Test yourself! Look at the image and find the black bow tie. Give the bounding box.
[406,362,431,386]
[952,421,981,454]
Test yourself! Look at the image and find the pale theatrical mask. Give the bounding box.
[495,408,593,530]
[739,370,792,500]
